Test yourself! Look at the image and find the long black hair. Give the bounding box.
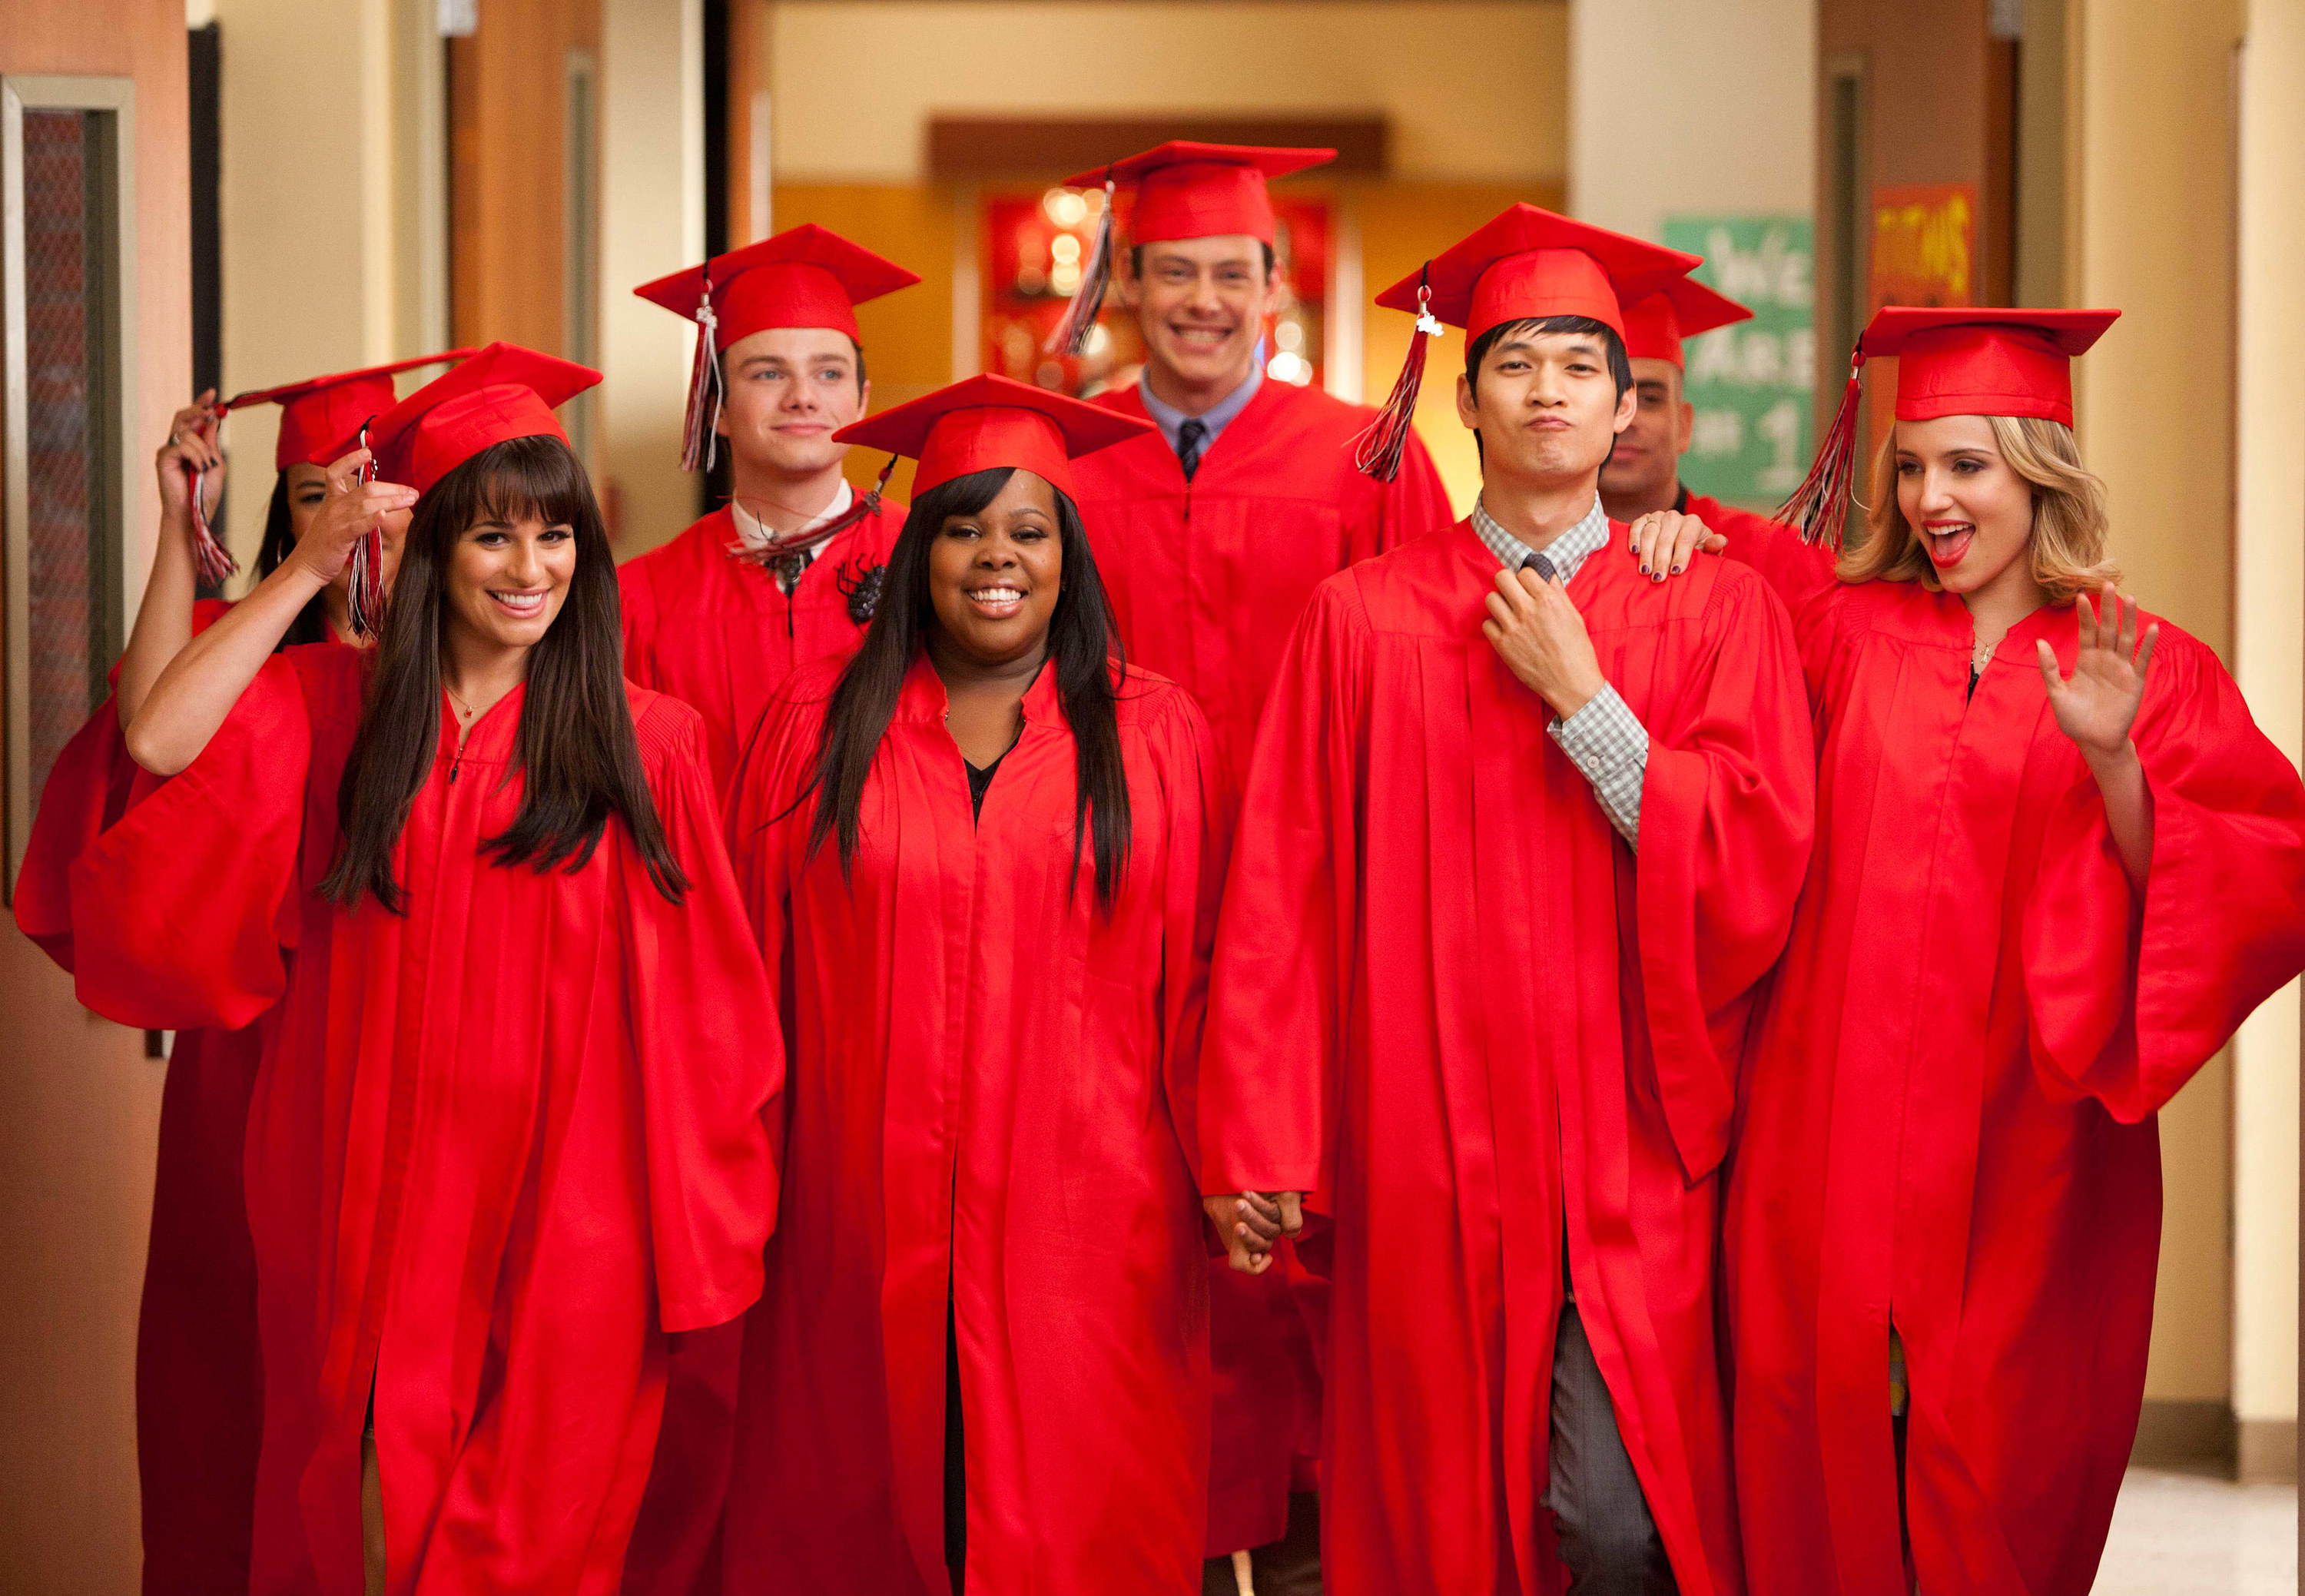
[804,466,1133,907]
[253,473,333,646]
[320,435,688,912]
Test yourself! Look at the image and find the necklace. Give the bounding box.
[445,681,477,722]
[1972,635,1995,673]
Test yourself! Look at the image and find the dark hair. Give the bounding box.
[802,466,1133,907]
[1465,315,1633,400]
[320,435,688,912]
[253,473,333,647]
[1464,315,1634,466]
[1129,242,1278,280]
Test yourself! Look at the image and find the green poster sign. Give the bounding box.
[1660,215,1815,512]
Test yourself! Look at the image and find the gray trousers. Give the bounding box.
[1541,1302,1677,1595]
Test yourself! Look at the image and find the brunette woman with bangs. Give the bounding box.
[77,344,780,1596]
[16,355,459,1596]
[1624,309,2305,1594]
[718,376,1226,1596]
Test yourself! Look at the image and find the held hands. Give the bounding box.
[1623,509,1724,582]
[295,448,418,588]
[1482,566,1605,719]
[2037,585,2158,765]
[156,392,225,527]
[1202,1191,1305,1276]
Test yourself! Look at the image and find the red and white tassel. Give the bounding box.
[346,429,387,639]
[679,276,726,473]
[1044,171,1118,357]
[727,456,898,568]
[1773,343,1868,549]
[186,461,240,587]
[1353,274,1443,482]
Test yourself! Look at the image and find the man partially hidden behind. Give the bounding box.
[619,223,919,1596]
[623,224,921,791]
[1202,206,1816,1596]
[1056,141,1454,1596]
[1598,274,1819,601]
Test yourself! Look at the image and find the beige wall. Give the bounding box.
[599,0,704,556]
[765,0,1569,184]
[0,1,191,1583]
[213,0,443,567]
[2231,0,2304,1475]
[2071,0,2247,1412]
[1565,0,1814,237]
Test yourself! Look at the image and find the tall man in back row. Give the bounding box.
[1057,140,1454,1594]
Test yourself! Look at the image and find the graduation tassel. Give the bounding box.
[1044,170,1118,357]
[346,420,387,639]
[1353,270,1441,483]
[1773,342,1866,549]
[727,455,899,569]
[185,399,240,588]
[679,269,726,473]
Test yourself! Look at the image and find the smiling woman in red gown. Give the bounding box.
[68,343,780,1596]
[1670,307,2305,1596]
[15,354,460,1596]
[719,374,1225,1596]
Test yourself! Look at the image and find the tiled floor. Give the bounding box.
[2091,1468,2297,1594]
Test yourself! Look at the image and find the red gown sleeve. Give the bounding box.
[624,697,784,1333]
[1382,428,1455,552]
[1144,681,1228,1192]
[15,597,237,969]
[66,653,312,1031]
[2023,634,2305,1120]
[1709,503,1839,615]
[1201,579,1369,1201]
[1633,566,1816,1182]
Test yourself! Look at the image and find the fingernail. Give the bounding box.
[1671,564,1684,574]
[1639,563,1649,575]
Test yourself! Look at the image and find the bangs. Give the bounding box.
[453,434,594,529]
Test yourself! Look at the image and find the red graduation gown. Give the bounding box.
[14,599,264,1596]
[719,654,1224,1596]
[66,646,781,1596]
[620,499,904,794]
[1680,493,1835,612]
[1071,379,1451,1554]
[616,497,899,1596]
[1717,541,2305,1595]
[1201,520,1814,1596]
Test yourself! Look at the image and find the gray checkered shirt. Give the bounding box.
[1471,494,1648,847]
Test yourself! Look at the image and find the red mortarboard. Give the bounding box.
[1043,142,1332,358]
[1861,305,2119,425]
[632,224,920,350]
[1374,204,1700,345]
[1774,305,2121,548]
[634,224,918,474]
[1354,205,1698,480]
[831,373,1154,501]
[367,342,600,496]
[1062,141,1333,249]
[224,350,476,470]
[1619,277,1752,368]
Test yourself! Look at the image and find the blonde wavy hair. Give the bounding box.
[1835,413,2118,602]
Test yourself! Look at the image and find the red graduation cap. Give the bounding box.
[1044,141,1332,357]
[632,224,920,474]
[1775,305,2121,548]
[831,373,1155,502]
[368,341,600,496]
[1062,141,1333,250]
[223,350,476,470]
[1619,277,1753,368]
[632,224,920,351]
[1354,204,1700,479]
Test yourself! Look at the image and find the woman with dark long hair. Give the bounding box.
[1626,308,2305,1593]
[718,375,1225,1596]
[15,353,458,1596]
[78,344,780,1596]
